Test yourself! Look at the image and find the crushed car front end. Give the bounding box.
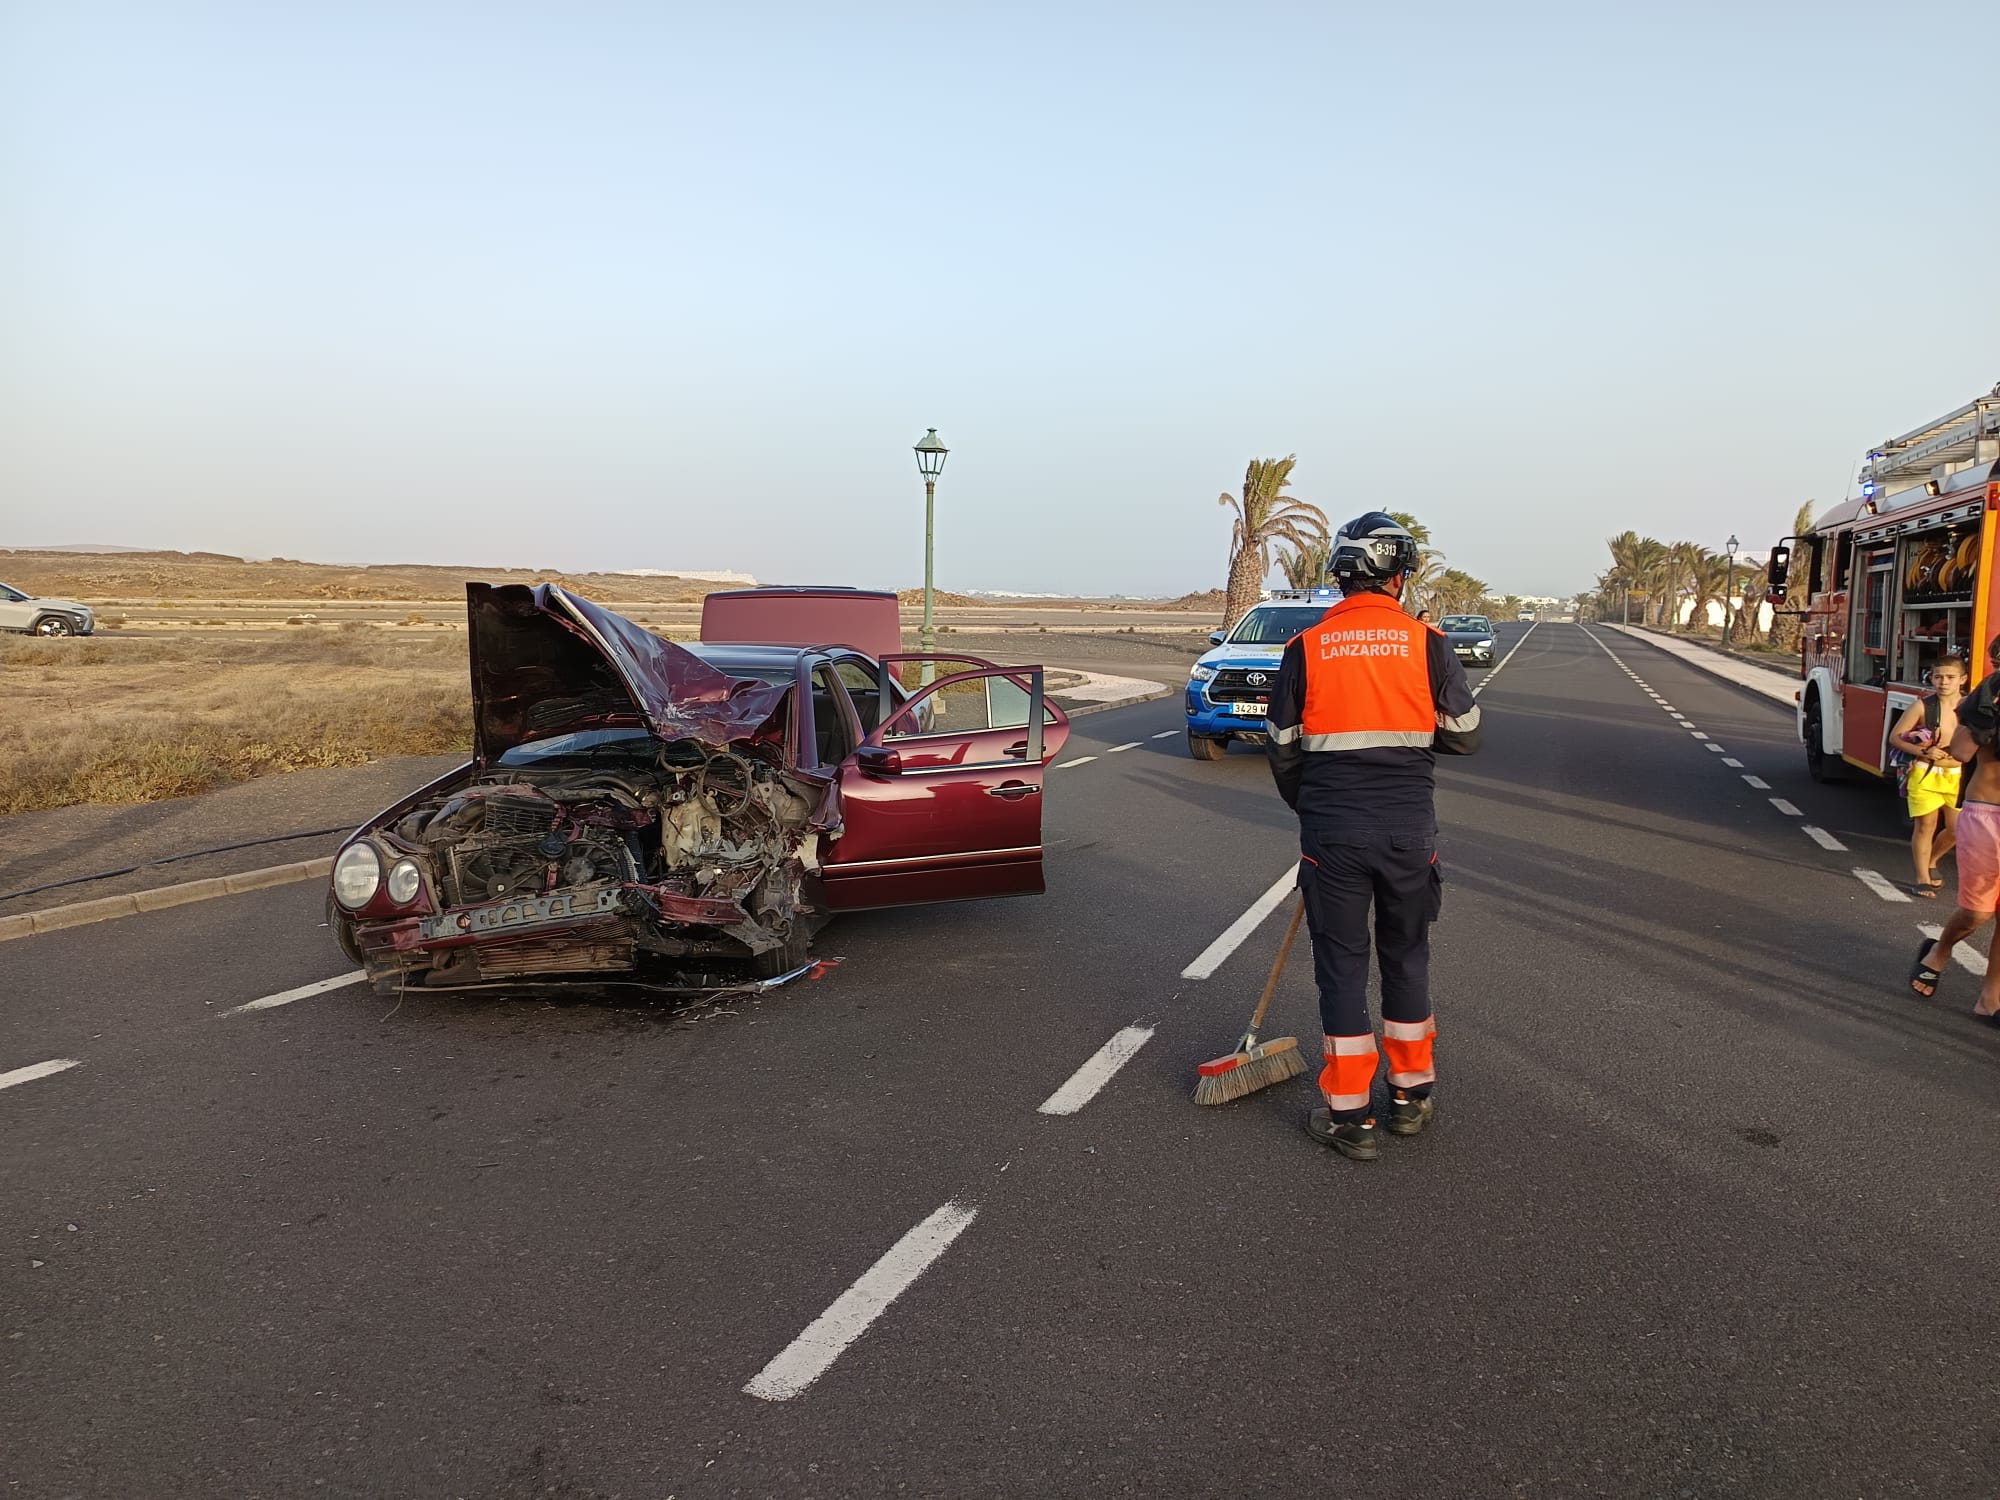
[327,583,834,994]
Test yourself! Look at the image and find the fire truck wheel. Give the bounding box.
[1803,693,1846,783]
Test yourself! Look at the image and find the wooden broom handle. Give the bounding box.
[1246,895,1306,1036]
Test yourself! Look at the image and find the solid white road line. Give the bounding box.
[224,971,366,1016]
[1151,730,1179,739]
[1919,923,1988,977]
[1722,758,1745,768]
[1036,1025,1156,1116]
[1105,741,1142,754]
[1055,756,1098,769]
[1802,826,1848,851]
[1470,622,1537,697]
[1743,774,1771,789]
[1853,868,1907,901]
[1769,798,1803,816]
[0,1058,81,1092]
[1182,866,1297,979]
[743,1200,979,1402]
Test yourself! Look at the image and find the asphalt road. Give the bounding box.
[7,623,2000,1498]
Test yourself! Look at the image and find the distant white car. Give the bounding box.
[0,582,95,636]
[1517,609,1535,622]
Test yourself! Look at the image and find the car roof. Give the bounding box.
[682,642,816,672]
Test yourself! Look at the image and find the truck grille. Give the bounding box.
[1207,668,1277,705]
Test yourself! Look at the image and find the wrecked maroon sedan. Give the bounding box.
[326,583,1070,994]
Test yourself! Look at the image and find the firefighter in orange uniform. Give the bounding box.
[1266,513,1482,1160]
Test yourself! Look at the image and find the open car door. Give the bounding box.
[818,655,1071,910]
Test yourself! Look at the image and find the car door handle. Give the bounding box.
[987,781,1039,800]
[1004,741,1028,758]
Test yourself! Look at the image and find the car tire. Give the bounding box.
[749,925,812,979]
[1187,732,1227,761]
[326,891,364,967]
[1803,692,1845,783]
[33,615,75,638]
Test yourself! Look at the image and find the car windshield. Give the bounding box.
[1440,617,1491,633]
[497,728,656,765]
[1229,606,1331,645]
[0,583,25,602]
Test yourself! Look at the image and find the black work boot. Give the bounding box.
[1305,1108,1380,1161]
[1386,1090,1434,1137]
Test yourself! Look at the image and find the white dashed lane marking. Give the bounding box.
[1105,742,1142,754]
[224,972,366,1016]
[1704,744,1726,753]
[1055,756,1098,769]
[1855,868,1911,902]
[1769,799,1802,816]
[0,1058,81,1092]
[1182,867,1297,980]
[1722,758,1744,768]
[1036,1025,1156,1115]
[1151,730,1179,739]
[1743,774,1771,789]
[744,1201,980,1402]
[1803,826,1848,851]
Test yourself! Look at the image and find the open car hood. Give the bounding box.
[466,583,790,760]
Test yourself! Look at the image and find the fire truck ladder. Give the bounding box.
[1863,384,2000,492]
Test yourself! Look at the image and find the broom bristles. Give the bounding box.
[1191,1037,1307,1105]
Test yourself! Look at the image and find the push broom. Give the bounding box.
[1193,895,1308,1104]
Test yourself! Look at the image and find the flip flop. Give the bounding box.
[1975,1010,2000,1030]
[1910,941,1945,998]
[1912,882,1941,899]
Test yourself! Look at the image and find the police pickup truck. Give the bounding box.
[1183,588,1341,760]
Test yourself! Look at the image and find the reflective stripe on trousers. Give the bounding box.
[1320,1033,1378,1112]
[1382,1015,1437,1088]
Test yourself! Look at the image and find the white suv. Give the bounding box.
[0,582,95,636]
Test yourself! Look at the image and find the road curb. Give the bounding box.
[0,857,333,944]
[1061,687,1176,718]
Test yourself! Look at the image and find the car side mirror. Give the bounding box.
[855,745,902,776]
[1208,630,1226,646]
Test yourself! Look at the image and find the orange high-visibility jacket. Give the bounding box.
[1265,592,1481,825]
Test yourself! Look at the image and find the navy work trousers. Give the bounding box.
[1298,825,1442,1119]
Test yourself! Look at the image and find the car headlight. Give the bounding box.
[1476,638,1494,647]
[386,859,423,905]
[332,843,382,909]
[1190,665,1219,683]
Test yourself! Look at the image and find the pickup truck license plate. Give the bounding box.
[421,884,621,941]
[1228,700,1268,717]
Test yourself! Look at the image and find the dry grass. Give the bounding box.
[0,630,472,813]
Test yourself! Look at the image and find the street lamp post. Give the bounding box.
[913,429,949,682]
[1723,533,1740,648]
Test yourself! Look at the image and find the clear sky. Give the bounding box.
[3,1,1996,599]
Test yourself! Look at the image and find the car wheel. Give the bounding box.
[749,925,812,979]
[325,891,364,967]
[33,615,74,637]
[1803,693,1845,783]
[1187,732,1227,761]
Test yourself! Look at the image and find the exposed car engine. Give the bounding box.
[378,739,825,981]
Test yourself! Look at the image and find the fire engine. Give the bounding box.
[1773,384,2000,782]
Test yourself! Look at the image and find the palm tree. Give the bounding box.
[1688,552,1734,634]
[1278,540,1331,590]
[1218,456,1329,629]
[1405,548,1449,612]
[1432,569,1489,615]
